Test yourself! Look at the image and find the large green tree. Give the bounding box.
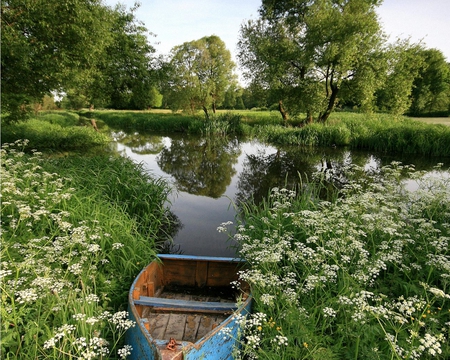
[94,3,157,110]
[58,3,158,110]
[238,0,385,123]
[409,49,450,116]
[1,0,113,121]
[375,41,425,115]
[164,35,237,117]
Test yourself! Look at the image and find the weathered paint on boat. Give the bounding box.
[126,254,252,360]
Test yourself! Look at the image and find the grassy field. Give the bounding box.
[411,117,450,126]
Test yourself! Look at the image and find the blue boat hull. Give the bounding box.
[126,254,252,360]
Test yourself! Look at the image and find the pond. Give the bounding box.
[111,130,449,257]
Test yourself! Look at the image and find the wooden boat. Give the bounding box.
[126,254,252,360]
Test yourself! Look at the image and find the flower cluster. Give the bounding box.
[224,162,450,358]
[1,142,140,359]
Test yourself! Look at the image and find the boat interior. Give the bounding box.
[131,257,249,344]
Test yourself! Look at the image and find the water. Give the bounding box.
[111,130,449,257]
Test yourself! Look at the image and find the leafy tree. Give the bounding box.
[164,35,237,117]
[1,0,113,122]
[409,49,450,116]
[148,87,163,109]
[241,82,269,109]
[238,0,385,123]
[66,3,157,110]
[375,41,425,115]
[222,83,243,109]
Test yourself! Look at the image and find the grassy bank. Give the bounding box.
[90,109,450,157]
[1,139,172,359]
[1,112,110,151]
[249,112,450,157]
[222,163,450,359]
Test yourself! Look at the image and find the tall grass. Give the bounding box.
[49,154,173,239]
[245,112,450,157]
[1,140,171,359]
[95,110,245,137]
[1,113,110,150]
[222,163,450,359]
[21,110,449,157]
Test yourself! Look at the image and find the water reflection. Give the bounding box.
[112,131,448,257]
[157,136,240,198]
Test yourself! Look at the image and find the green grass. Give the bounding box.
[1,112,110,150]
[1,140,172,359]
[224,163,450,359]
[93,110,201,133]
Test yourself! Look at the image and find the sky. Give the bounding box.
[105,0,450,66]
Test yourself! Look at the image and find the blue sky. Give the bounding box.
[105,0,450,63]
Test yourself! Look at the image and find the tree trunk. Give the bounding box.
[319,85,339,123]
[212,102,216,114]
[278,100,288,126]
[202,105,210,119]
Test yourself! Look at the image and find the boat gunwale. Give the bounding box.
[128,254,252,358]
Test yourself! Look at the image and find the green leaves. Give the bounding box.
[164,35,237,116]
[1,0,114,117]
[238,0,385,122]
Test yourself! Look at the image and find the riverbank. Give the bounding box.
[93,110,450,157]
[0,139,172,358]
[2,111,449,359]
[225,163,450,359]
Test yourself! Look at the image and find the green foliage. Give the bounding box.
[51,154,172,239]
[409,49,450,116]
[228,163,450,359]
[1,140,171,358]
[240,111,450,157]
[238,0,385,122]
[163,35,237,116]
[41,95,59,111]
[1,118,109,150]
[203,112,245,136]
[95,111,202,133]
[376,41,426,115]
[148,87,164,108]
[1,0,114,120]
[60,89,89,110]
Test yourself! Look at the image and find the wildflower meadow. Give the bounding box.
[1,140,169,359]
[223,163,450,359]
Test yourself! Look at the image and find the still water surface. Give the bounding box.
[111,131,448,257]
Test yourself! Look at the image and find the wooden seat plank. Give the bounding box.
[135,296,237,312]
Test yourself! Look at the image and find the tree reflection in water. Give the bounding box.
[157,136,240,198]
[113,131,448,256]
